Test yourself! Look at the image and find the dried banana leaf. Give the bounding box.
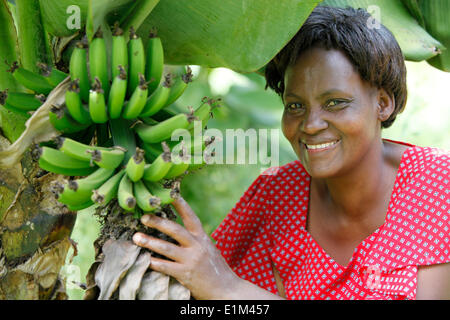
[168,278,190,300]
[119,251,151,300]
[137,271,170,300]
[95,239,141,300]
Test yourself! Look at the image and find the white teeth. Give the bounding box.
[305,141,338,150]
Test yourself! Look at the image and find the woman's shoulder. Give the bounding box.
[369,141,450,270]
[397,142,449,183]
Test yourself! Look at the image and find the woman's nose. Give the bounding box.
[300,108,328,135]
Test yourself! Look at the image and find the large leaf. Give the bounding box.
[39,0,134,39]
[322,0,444,61]
[138,0,321,73]
[0,0,19,92]
[16,0,51,71]
[0,0,28,143]
[39,0,89,37]
[418,0,450,72]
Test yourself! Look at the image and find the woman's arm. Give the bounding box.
[132,196,284,300]
[416,263,450,300]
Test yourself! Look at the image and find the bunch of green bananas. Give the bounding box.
[3,24,220,217]
[0,61,67,115]
[61,26,194,129]
[38,133,212,214]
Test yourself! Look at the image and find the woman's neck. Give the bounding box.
[312,139,400,223]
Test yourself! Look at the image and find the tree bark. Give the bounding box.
[0,134,76,300]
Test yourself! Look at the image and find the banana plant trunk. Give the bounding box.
[0,135,76,300]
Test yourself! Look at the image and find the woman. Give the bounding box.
[132,6,450,300]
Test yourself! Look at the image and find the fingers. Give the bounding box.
[140,214,194,246]
[147,257,184,279]
[171,196,204,234]
[133,232,184,262]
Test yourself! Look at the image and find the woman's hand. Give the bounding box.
[132,196,241,300]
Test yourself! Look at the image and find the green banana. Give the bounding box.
[127,27,146,97]
[8,62,54,95]
[59,167,115,205]
[37,62,68,87]
[125,147,146,182]
[111,24,128,80]
[187,97,219,130]
[65,80,91,124]
[92,169,126,206]
[145,30,164,95]
[108,65,128,119]
[56,136,109,162]
[88,147,126,170]
[38,158,94,176]
[139,74,172,117]
[165,66,193,106]
[89,28,110,96]
[89,77,108,123]
[49,105,91,134]
[69,42,90,102]
[0,90,44,112]
[165,142,190,179]
[135,112,194,144]
[122,74,148,119]
[118,174,136,211]
[144,181,177,205]
[66,200,96,212]
[134,180,160,212]
[35,146,95,176]
[142,142,172,181]
[164,161,189,179]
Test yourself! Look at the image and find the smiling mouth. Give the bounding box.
[301,140,340,152]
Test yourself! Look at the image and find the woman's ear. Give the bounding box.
[377,88,395,122]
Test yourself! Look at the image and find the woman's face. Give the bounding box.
[282,47,384,179]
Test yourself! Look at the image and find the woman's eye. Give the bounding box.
[327,100,341,107]
[326,99,350,109]
[285,103,305,113]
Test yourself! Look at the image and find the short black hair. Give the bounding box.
[265,5,407,128]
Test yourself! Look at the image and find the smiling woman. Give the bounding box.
[132,5,450,300]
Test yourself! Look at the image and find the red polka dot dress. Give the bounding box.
[211,142,450,300]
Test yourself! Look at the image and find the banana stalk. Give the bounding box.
[109,118,137,164]
[15,0,51,72]
[120,0,161,42]
[0,0,20,92]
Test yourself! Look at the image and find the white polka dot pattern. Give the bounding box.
[211,144,449,300]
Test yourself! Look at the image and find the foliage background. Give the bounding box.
[65,60,450,300]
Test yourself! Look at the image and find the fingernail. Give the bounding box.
[141,215,151,224]
[133,233,143,244]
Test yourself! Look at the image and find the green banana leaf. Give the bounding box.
[138,0,321,73]
[0,0,19,92]
[39,0,135,39]
[322,0,444,61]
[0,0,28,143]
[401,0,425,27]
[39,0,89,37]
[417,0,450,72]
